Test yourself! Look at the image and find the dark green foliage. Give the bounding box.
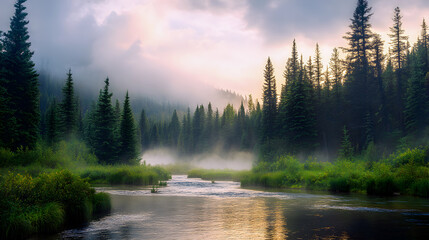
[0,170,110,239]
[389,7,408,130]
[281,51,317,152]
[314,43,323,101]
[262,57,278,140]
[59,69,77,139]
[366,176,396,196]
[92,192,111,214]
[169,109,180,147]
[329,177,351,193]
[79,165,171,185]
[339,126,354,160]
[188,168,249,182]
[411,179,429,198]
[343,0,374,150]
[91,78,118,164]
[119,91,138,164]
[1,0,39,150]
[405,42,428,132]
[192,105,205,152]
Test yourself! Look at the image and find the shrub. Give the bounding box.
[329,177,350,193]
[0,170,111,239]
[366,176,397,196]
[92,192,111,214]
[410,179,429,198]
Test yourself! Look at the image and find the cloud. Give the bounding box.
[1,0,429,104]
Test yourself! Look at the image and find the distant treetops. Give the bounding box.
[260,0,429,156]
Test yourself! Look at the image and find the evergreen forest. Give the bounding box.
[1,0,429,238]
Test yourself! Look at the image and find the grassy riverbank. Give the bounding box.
[0,170,111,239]
[0,140,171,185]
[240,147,429,197]
[0,140,171,239]
[187,168,250,182]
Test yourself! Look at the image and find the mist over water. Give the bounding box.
[140,148,254,170]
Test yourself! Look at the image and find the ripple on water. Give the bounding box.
[98,175,329,201]
[61,214,150,238]
[312,204,419,213]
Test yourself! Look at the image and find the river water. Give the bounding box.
[55,175,428,239]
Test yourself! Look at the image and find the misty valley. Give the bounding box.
[1,0,429,239]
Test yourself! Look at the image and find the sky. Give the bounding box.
[1,0,429,105]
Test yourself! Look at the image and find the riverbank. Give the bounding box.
[242,148,429,197]
[55,175,429,240]
[187,168,249,182]
[185,147,429,198]
[0,140,171,239]
[0,170,111,239]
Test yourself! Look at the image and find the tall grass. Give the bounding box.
[241,147,429,197]
[78,165,171,185]
[187,168,250,182]
[0,170,111,239]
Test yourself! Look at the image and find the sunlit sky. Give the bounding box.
[1,0,429,104]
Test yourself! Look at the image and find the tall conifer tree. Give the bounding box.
[92,78,118,164]
[262,57,278,140]
[119,91,138,163]
[343,0,373,150]
[2,0,39,150]
[169,109,180,148]
[59,69,77,138]
[389,7,408,128]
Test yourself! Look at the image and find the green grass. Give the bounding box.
[0,139,172,239]
[78,165,171,185]
[0,170,111,239]
[241,148,429,197]
[187,168,250,182]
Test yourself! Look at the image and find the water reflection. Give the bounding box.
[57,175,429,240]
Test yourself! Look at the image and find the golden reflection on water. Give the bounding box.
[207,198,287,239]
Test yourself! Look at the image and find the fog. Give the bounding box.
[141,148,254,170]
[1,0,428,106]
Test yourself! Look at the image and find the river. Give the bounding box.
[52,175,428,239]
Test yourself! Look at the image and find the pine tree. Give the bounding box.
[420,19,429,71]
[0,30,13,148]
[169,109,180,148]
[404,42,428,132]
[372,34,389,133]
[262,57,278,141]
[139,109,150,151]
[59,69,77,139]
[204,103,214,148]
[192,105,205,152]
[329,48,343,106]
[314,43,323,101]
[279,41,299,137]
[119,91,138,163]
[389,7,408,71]
[92,78,118,164]
[343,0,374,150]
[182,108,193,154]
[150,124,160,147]
[2,0,39,150]
[389,7,408,128]
[339,126,354,160]
[283,56,317,152]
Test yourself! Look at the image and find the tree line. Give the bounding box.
[2,0,429,164]
[261,0,429,159]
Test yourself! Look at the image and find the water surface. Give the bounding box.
[57,175,429,239]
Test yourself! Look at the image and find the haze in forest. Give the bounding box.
[1,0,428,106]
